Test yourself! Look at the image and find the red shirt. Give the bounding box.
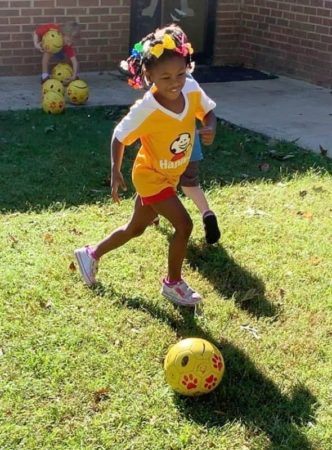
[35,23,76,58]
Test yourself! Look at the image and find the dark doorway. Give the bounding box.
[130,0,217,64]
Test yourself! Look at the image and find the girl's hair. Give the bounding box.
[63,21,81,37]
[120,24,194,89]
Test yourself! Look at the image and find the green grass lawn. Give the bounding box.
[0,107,331,450]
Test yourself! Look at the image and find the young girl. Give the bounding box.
[74,25,217,306]
[33,21,81,84]
[120,48,221,245]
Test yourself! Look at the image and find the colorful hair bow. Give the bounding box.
[131,41,144,58]
[175,33,194,57]
[128,77,142,89]
[150,34,176,58]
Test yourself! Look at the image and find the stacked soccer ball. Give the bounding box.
[41,31,89,114]
[42,63,89,114]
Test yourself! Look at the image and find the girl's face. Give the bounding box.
[63,34,72,45]
[146,56,187,101]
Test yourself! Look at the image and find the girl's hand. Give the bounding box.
[63,76,75,86]
[63,75,79,86]
[111,169,127,204]
[35,42,43,52]
[198,125,216,145]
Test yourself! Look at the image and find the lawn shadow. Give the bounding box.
[112,293,317,450]
[187,242,278,318]
[156,221,278,319]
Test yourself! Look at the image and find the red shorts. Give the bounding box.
[140,187,176,206]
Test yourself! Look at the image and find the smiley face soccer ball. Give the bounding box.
[42,78,65,96]
[51,63,73,83]
[164,338,224,396]
[42,29,63,54]
[42,91,65,114]
[66,79,89,105]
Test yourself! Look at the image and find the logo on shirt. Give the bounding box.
[158,132,192,170]
[170,133,192,161]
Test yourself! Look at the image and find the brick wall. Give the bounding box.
[213,0,243,66]
[0,0,130,76]
[1,0,331,87]
[241,0,332,86]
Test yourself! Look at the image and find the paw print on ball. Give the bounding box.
[212,353,223,371]
[182,374,198,390]
[204,374,218,390]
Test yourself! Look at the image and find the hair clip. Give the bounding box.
[150,34,176,58]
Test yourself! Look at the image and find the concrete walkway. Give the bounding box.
[0,71,331,157]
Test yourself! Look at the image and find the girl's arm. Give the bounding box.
[64,56,79,85]
[33,32,43,52]
[110,136,127,204]
[198,110,217,146]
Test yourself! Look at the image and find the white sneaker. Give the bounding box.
[74,246,98,286]
[161,279,202,306]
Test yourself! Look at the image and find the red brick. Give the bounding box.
[304,6,317,14]
[295,14,308,22]
[13,48,33,56]
[33,16,54,24]
[310,1,324,7]
[81,15,99,23]
[10,1,31,6]
[2,56,23,63]
[78,0,99,5]
[316,25,330,33]
[1,40,22,48]
[88,22,109,30]
[321,34,332,43]
[10,32,32,39]
[10,17,31,24]
[0,9,19,16]
[110,6,128,14]
[0,25,20,33]
[34,1,55,6]
[41,8,64,15]
[316,7,331,16]
[88,7,109,14]
[56,0,77,6]
[21,8,42,15]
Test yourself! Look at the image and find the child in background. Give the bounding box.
[33,21,81,84]
[152,133,221,244]
[179,132,220,244]
[74,24,217,306]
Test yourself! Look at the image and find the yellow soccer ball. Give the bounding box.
[42,91,65,114]
[51,63,73,83]
[42,78,65,96]
[66,79,89,105]
[42,29,63,54]
[164,338,225,396]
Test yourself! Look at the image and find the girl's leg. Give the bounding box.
[152,195,202,306]
[181,185,210,215]
[41,52,52,80]
[180,161,221,244]
[93,196,157,258]
[151,195,193,281]
[182,184,220,244]
[74,196,157,285]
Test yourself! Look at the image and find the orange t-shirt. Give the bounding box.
[114,78,216,197]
